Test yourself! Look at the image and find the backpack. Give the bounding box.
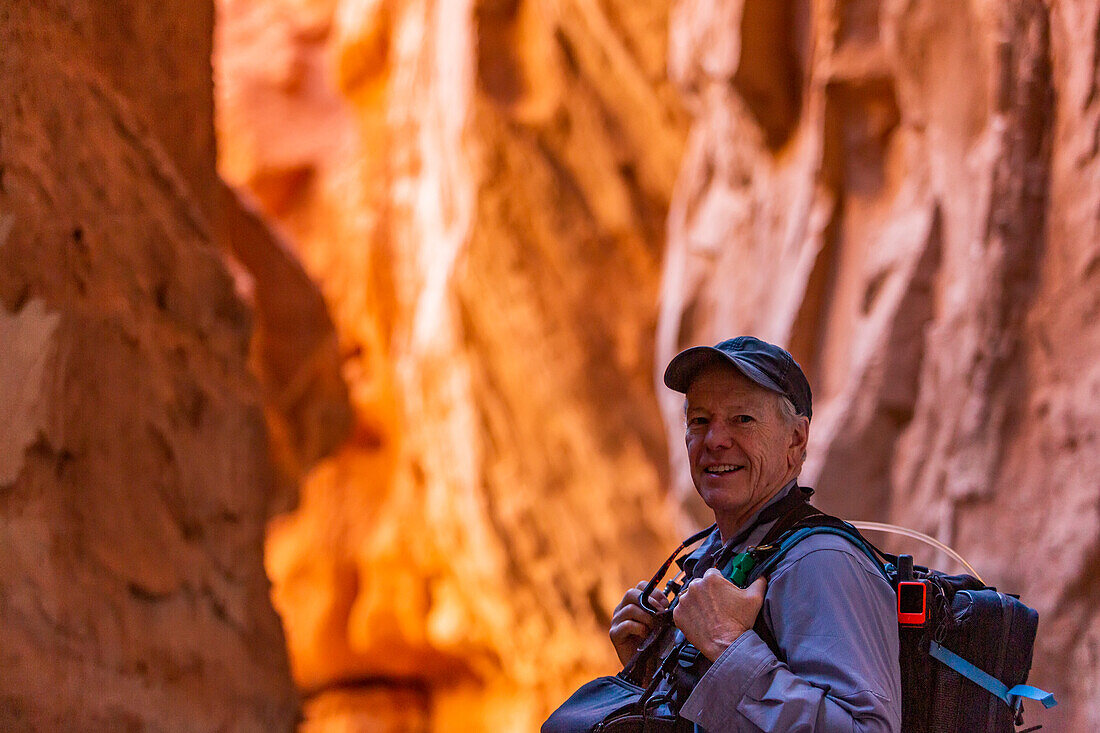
[740,514,1057,732]
[543,494,1057,732]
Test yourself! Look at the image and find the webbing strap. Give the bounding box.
[929,641,1057,710]
[750,525,891,584]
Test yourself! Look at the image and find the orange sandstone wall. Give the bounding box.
[215,0,688,729]
[215,0,1100,730]
[0,2,295,730]
[0,1,349,729]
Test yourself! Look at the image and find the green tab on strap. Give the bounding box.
[721,551,756,587]
[929,641,1057,709]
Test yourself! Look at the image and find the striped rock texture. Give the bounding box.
[219,0,1099,729]
[660,1,1098,730]
[0,1,347,729]
[215,0,687,729]
[6,0,1091,729]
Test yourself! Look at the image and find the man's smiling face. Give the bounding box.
[684,364,808,537]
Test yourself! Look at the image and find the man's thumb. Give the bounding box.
[747,577,767,599]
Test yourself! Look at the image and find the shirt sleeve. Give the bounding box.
[678,539,902,732]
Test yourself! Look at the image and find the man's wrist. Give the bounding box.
[701,640,731,662]
[700,628,747,662]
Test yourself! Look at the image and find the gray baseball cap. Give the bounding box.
[663,336,812,420]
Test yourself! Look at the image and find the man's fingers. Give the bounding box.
[702,568,726,584]
[746,577,767,599]
[609,619,649,643]
[614,585,669,614]
[647,589,670,610]
[612,602,657,627]
[633,582,669,609]
[697,568,765,596]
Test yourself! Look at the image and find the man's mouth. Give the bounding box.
[704,464,744,476]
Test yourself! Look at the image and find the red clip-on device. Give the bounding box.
[895,555,928,626]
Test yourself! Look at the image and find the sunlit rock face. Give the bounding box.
[0,2,301,729]
[216,0,1100,728]
[662,0,1100,728]
[215,0,688,729]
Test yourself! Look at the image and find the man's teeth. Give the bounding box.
[707,465,742,473]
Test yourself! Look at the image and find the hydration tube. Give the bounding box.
[848,521,985,585]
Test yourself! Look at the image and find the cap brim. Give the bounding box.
[663,346,786,396]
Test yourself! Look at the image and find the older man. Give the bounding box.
[610,336,901,731]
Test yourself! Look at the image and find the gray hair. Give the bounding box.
[776,394,800,425]
[776,394,809,464]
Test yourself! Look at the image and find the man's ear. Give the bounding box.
[788,417,809,465]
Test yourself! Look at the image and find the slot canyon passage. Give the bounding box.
[2,0,1100,730]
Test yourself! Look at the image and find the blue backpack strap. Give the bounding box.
[748,522,891,585]
[740,519,890,663]
[743,517,1059,720]
[929,641,1057,709]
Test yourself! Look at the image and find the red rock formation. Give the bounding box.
[215,0,688,728]
[662,0,1098,728]
[0,1,349,728]
[216,0,1098,729]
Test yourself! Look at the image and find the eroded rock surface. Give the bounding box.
[215,0,688,728]
[0,3,304,729]
[216,0,1099,730]
[661,0,1099,728]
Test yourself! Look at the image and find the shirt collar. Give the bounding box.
[679,478,801,576]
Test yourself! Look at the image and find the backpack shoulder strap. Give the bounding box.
[747,515,890,586]
[746,515,892,662]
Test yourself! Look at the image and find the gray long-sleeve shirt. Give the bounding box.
[677,487,902,732]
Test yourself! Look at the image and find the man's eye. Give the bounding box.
[736,415,754,424]
[687,417,708,427]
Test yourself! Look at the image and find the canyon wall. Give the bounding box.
[9,0,1088,730]
[6,0,1089,730]
[211,0,1099,730]
[660,0,1099,729]
[0,0,1073,726]
[0,2,349,729]
[215,0,688,729]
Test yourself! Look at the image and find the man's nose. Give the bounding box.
[704,422,733,451]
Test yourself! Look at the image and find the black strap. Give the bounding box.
[746,514,884,662]
[704,485,820,584]
[725,484,817,552]
[621,523,717,684]
[623,486,822,685]
[753,615,784,662]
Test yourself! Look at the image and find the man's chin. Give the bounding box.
[694,479,787,520]
[694,480,748,508]
[696,471,747,491]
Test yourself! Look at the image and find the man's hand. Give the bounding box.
[673,569,767,662]
[610,582,670,666]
